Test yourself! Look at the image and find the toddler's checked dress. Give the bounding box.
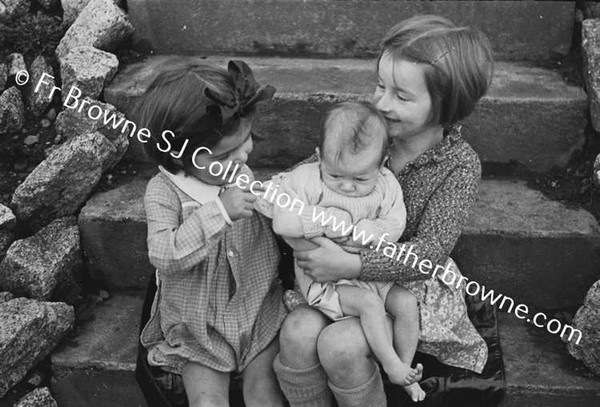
[140,168,287,374]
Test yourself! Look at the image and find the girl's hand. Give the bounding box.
[295,237,362,282]
[219,186,257,220]
[330,236,352,245]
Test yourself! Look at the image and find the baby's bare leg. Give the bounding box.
[336,285,419,387]
[182,362,230,407]
[385,285,426,402]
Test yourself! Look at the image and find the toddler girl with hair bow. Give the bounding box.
[137,60,288,407]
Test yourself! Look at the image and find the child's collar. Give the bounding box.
[158,166,221,205]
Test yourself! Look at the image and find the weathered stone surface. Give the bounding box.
[52,294,142,370]
[24,56,55,117]
[0,291,13,303]
[0,204,16,259]
[10,132,117,230]
[106,56,587,172]
[56,96,123,140]
[79,171,600,308]
[0,298,74,398]
[7,53,27,79]
[78,177,152,289]
[0,63,7,92]
[60,46,118,102]
[0,217,82,301]
[61,0,91,27]
[0,204,16,231]
[55,96,129,167]
[56,0,133,61]
[568,280,600,376]
[14,387,58,407]
[454,179,600,309]
[128,0,573,61]
[583,19,600,132]
[500,313,600,405]
[0,0,30,21]
[0,87,25,133]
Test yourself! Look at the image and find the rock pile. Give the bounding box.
[0,0,134,402]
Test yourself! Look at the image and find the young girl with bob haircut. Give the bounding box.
[274,15,494,406]
[137,61,288,407]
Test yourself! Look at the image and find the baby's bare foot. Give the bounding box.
[384,361,419,386]
[403,382,426,402]
[414,363,424,382]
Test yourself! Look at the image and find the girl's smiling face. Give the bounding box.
[187,117,254,185]
[373,52,437,141]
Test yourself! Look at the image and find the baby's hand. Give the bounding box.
[323,208,353,238]
[219,186,257,221]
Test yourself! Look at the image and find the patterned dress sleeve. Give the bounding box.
[145,175,229,275]
[359,162,481,282]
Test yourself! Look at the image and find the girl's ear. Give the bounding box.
[315,147,321,162]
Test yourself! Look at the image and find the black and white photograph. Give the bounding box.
[1,0,600,406]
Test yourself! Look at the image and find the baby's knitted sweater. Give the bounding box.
[272,162,406,249]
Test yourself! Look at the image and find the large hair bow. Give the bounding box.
[204,60,275,127]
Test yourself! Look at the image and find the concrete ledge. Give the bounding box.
[49,296,600,406]
[105,56,588,173]
[52,370,147,407]
[454,179,600,309]
[79,173,600,309]
[78,175,151,290]
[51,294,143,371]
[499,312,600,404]
[127,0,574,61]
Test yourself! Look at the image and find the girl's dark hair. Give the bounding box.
[134,63,258,173]
[378,15,494,127]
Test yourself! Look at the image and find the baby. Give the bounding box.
[273,102,425,399]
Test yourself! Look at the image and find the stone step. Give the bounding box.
[104,56,587,173]
[127,0,575,61]
[49,295,600,406]
[78,170,600,309]
[51,294,147,407]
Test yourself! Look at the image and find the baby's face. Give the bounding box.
[320,148,382,197]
